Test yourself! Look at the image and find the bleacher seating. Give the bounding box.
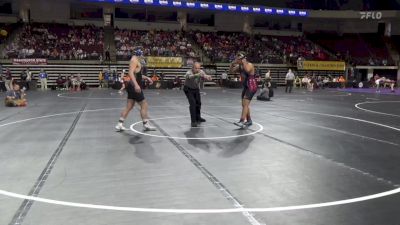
[114,29,199,61]
[4,23,104,60]
[190,31,337,64]
[190,31,284,64]
[271,35,334,63]
[308,33,394,66]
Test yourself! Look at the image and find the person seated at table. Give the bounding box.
[301,76,309,89]
[173,75,182,90]
[257,75,273,101]
[338,76,346,88]
[56,75,66,90]
[77,74,87,90]
[294,76,301,88]
[322,76,330,88]
[151,73,160,88]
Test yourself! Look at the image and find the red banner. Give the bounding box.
[13,58,48,65]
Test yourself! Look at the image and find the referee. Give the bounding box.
[183,62,212,127]
[285,69,295,93]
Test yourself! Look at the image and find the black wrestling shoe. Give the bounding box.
[244,120,253,127]
[197,118,206,123]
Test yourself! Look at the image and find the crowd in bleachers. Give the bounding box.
[309,33,394,66]
[271,35,332,63]
[0,21,397,68]
[3,23,104,60]
[190,31,283,64]
[114,29,198,60]
[0,23,21,59]
[190,31,335,64]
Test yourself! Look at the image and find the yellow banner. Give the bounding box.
[146,57,182,68]
[297,60,345,71]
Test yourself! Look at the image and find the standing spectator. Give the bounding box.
[104,70,110,88]
[4,68,12,91]
[112,70,117,84]
[105,45,110,61]
[38,69,48,90]
[98,70,104,88]
[20,69,27,90]
[0,76,6,92]
[220,70,228,87]
[309,76,316,91]
[285,69,295,93]
[26,68,32,90]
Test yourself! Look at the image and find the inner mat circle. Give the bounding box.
[129,116,264,140]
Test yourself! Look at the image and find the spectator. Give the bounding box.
[5,23,104,60]
[25,68,32,90]
[220,70,228,87]
[20,69,27,90]
[302,75,309,89]
[151,73,160,88]
[104,70,110,88]
[4,68,12,91]
[70,75,79,91]
[105,45,110,61]
[98,70,104,88]
[173,75,182,90]
[114,29,197,60]
[338,75,346,88]
[77,74,87,90]
[257,75,273,101]
[5,83,27,107]
[294,76,301,88]
[0,76,6,92]
[38,69,48,90]
[56,75,66,90]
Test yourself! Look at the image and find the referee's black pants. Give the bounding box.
[286,80,294,93]
[183,86,202,123]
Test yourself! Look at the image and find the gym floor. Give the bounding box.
[0,87,399,225]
